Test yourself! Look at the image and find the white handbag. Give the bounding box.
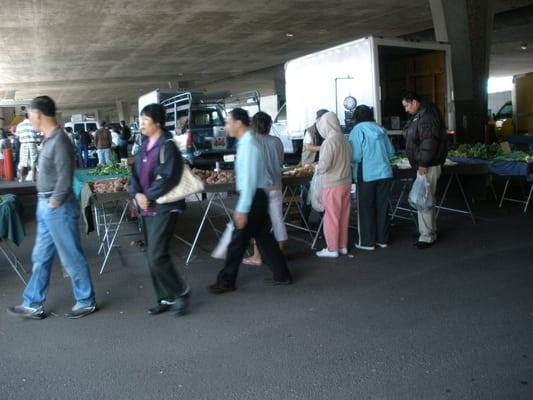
[155,140,205,204]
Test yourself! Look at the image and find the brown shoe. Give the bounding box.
[207,283,236,295]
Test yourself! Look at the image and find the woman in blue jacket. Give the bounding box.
[349,105,395,250]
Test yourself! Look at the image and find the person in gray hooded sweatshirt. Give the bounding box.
[315,112,352,258]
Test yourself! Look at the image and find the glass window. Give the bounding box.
[86,123,97,131]
[498,103,512,119]
[74,123,84,133]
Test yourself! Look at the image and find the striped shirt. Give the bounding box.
[16,119,38,144]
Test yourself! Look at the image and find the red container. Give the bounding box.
[2,148,15,181]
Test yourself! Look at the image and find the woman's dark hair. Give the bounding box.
[251,111,272,135]
[141,103,166,129]
[229,108,250,127]
[353,105,375,124]
[30,95,56,117]
[401,91,423,103]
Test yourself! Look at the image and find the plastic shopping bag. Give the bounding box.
[308,173,324,212]
[408,174,435,211]
[211,222,234,259]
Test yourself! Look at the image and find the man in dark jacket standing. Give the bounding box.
[402,92,448,249]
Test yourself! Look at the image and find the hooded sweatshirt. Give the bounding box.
[315,112,352,189]
[349,121,395,182]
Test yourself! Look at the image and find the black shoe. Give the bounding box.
[170,290,191,317]
[415,241,435,250]
[263,278,293,286]
[208,283,236,295]
[7,305,46,320]
[148,302,171,315]
[65,305,97,319]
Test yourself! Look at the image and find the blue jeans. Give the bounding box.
[78,144,89,168]
[96,148,112,165]
[22,196,96,309]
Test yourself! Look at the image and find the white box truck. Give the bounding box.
[283,36,455,148]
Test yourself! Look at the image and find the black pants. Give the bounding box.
[119,141,128,159]
[216,190,292,288]
[142,212,186,302]
[357,178,392,247]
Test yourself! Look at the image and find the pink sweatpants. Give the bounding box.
[322,183,351,251]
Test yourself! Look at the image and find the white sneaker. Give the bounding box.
[355,244,375,251]
[339,248,348,255]
[316,248,339,258]
[376,243,388,248]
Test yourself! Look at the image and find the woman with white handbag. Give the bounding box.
[128,103,191,317]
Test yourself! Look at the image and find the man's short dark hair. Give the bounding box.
[353,105,375,124]
[229,108,250,127]
[65,127,73,133]
[120,120,126,125]
[401,91,423,103]
[251,111,272,135]
[316,109,329,119]
[141,103,166,129]
[101,121,107,126]
[30,96,56,117]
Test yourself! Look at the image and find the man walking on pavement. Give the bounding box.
[8,96,97,319]
[208,108,293,294]
[402,91,448,249]
[94,121,113,165]
[15,113,39,182]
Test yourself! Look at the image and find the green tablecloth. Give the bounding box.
[0,194,25,246]
[73,168,129,200]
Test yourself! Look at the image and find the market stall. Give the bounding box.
[73,167,130,274]
[0,194,27,284]
[447,143,533,212]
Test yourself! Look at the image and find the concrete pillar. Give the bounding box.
[430,0,495,142]
[0,108,5,128]
[116,100,131,123]
[94,109,101,124]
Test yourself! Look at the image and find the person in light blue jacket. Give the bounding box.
[349,105,395,251]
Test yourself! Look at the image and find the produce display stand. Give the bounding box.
[389,162,489,224]
[495,162,533,213]
[182,175,317,265]
[182,182,236,265]
[281,175,315,241]
[448,156,533,213]
[0,194,27,284]
[73,169,131,274]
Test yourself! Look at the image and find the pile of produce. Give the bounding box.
[282,164,314,177]
[90,178,129,194]
[448,143,503,160]
[192,169,235,185]
[89,164,130,176]
[492,151,533,162]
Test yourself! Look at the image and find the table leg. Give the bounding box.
[186,195,216,265]
[499,177,511,208]
[523,183,533,213]
[0,242,27,284]
[99,201,129,275]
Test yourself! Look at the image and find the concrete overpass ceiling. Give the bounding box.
[0,0,531,109]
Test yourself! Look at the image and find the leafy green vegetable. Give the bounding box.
[448,143,504,160]
[89,164,130,176]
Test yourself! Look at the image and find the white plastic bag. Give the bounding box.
[408,174,434,211]
[211,222,234,259]
[131,143,140,156]
[308,173,324,212]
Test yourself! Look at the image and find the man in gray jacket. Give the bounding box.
[8,96,97,320]
[402,91,448,249]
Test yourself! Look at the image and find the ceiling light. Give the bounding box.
[285,32,294,38]
[521,43,527,50]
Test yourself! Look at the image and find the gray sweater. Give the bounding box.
[256,134,284,190]
[37,127,76,204]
